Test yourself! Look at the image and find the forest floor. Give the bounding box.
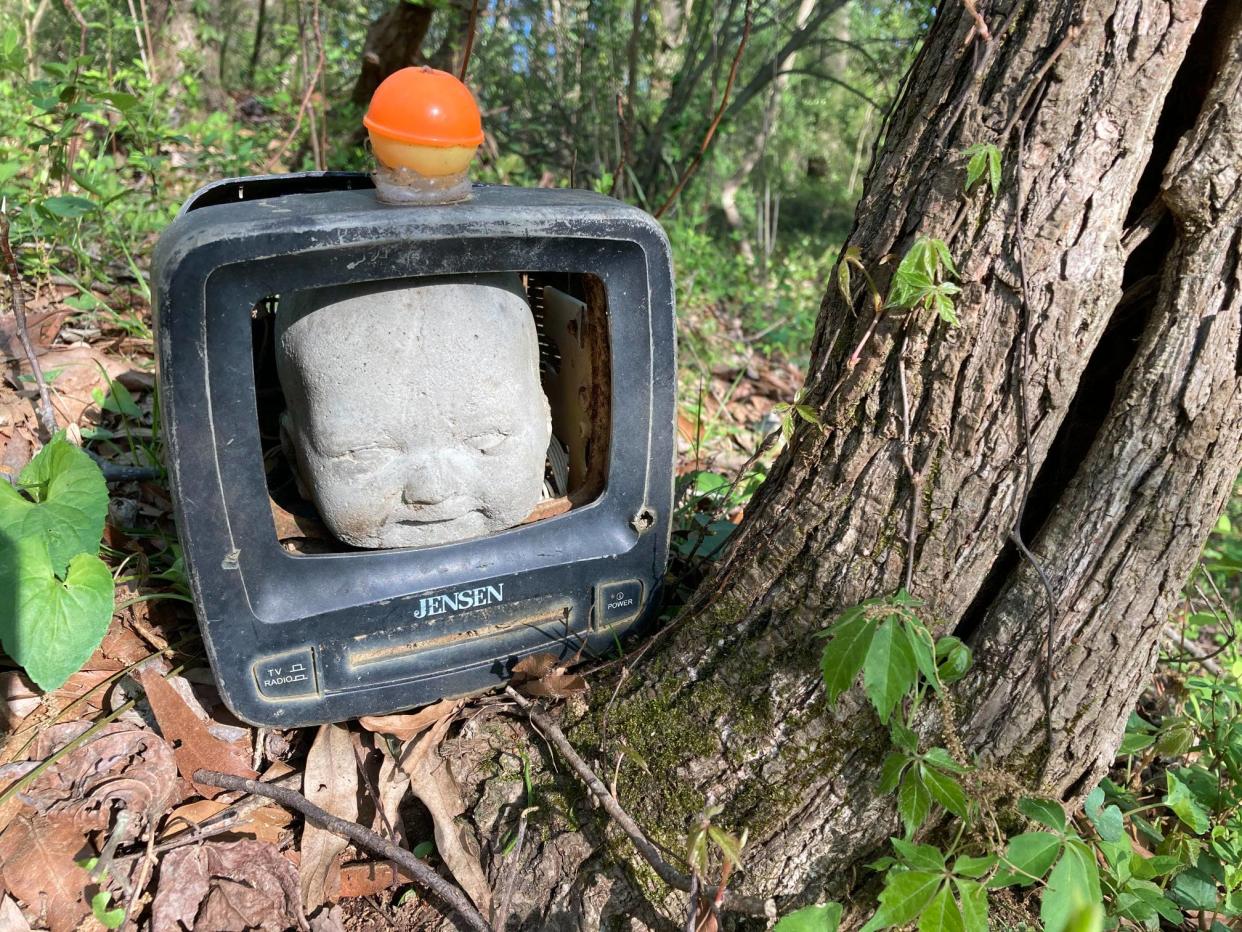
[0,250,1237,931]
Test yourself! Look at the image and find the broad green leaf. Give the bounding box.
[40,195,97,218]
[906,619,940,690]
[859,871,942,931]
[707,825,743,866]
[890,722,919,755]
[929,239,957,278]
[1130,853,1181,880]
[1165,771,1210,834]
[879,751,910,794]
[953,879,988,932]
[898,767,932,837]
[921,764,969,820]
[1118,732,1155,755]
[0,434,108,576]
[863,617,917,723]
[820,610,878,704]
[892,838,946,872]
[1061,902,1103,932]
[991,832,1062,887]
[0,535,114,691]
[1018,796,1066,832]
[934,636,972,683]
[965,150,987,193]
[922,747,970,774]
[952,855,995,879]
[774,903,842,932]
[1084,787,1125,843]
[918,884,963,932]
[987,148,1002,195]
[1167,854,1222,911]
[1041,842,1101,932]
[1155,718,1195,757]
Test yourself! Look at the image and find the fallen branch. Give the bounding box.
[0,205,57,437]
[193,769,492,932]
[503,687,772,919]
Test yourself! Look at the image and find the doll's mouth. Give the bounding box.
[390,500,476,525]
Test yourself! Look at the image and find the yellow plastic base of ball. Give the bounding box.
[369,134,477,176]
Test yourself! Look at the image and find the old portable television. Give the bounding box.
[153,172,676,727]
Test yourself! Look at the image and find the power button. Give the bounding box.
[595,579,645,628]
[253,647,318,699]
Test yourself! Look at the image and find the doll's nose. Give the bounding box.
[401,454,457,505]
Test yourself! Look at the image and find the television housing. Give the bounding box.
[154,173,676,727]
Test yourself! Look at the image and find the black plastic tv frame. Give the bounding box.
[154,173,676,727]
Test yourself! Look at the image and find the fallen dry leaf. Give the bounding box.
[335,860,418,899]
[0,815,91,932]
[357,697,461,742]
[0,893,33,931]
[161,798,294,846]
[299,724,358,913]
[373,752,408,846]
[136,667,255,798]
[151,839,307,932]
[20,723,177,840]
[0,673,38,732]
[511,652,589,699]
[399,716,492,916]
[24,345,128,429]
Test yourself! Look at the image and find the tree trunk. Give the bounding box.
[481,0,1242,926]
[350,1,437,107]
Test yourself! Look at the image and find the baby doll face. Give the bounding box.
[276,274,551,549]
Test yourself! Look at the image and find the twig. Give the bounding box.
[684,873,699,932]
[654,0,753,219]
[1161,627,1223,678]
[1009,117,1059,768]
[61,0,87,56]
[503,687,771,918]
[458,0,481,82]
[897,354,920,593]
[0,205,57,437]
[122,823,157,930]
[193,769,492,932]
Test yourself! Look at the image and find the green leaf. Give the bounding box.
[934,636,972,684]
[91,891,125,929]
[920,763,970,820]
[890,722,919,755]
[880,751,911,794]
[1167,854,1222,911]
[965,150,987,193]
[860,871,942,931]
[774,903,842,932]
[918,883,964,932]
[953,879,988,932]
[892,838,946,872]
[905,619,940,690]
[1018,796,1066,832]
[1165,771,1210,834]
[0,536,114,691]
[922,747,970,774]
[1084,787,1125,843]
[838,257,853,306]
[1041,842,1101,932]
[952,855,995,879]
[991,832,1062,887]
[707,824,744,867]
[0,434,109,575]
[864,617,918,723]
[898,767,933,837]
[820,609,878,704]
[40,195,97,218]
[987,148,1002,195]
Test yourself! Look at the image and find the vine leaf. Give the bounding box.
[963,142,1002,196]
[819,607,878,703]
[859,870,942,931]
[863,617,917,724]
[773,902,842,932]
[0,433,108,576]
[1164,771,1210,834]
[1041,840,1102,932]
[990,831,1062,887]
[0,536,113,691]
[920,883,965,932]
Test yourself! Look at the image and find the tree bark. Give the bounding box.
[478,0,1242,926]
[350,1,437,107]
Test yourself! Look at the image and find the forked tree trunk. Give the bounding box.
[488,0,1242,926]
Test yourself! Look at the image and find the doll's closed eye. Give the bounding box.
[466,430,509,454]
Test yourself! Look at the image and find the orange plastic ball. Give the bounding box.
[363,67,485,149]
